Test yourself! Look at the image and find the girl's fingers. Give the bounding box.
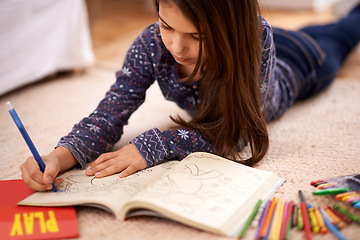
[86,152,118,175]
[119,163,141,178]
[94,160,126,178]
[54,178,64,187]
[20,155,61,192]
[87,144,146,178]
[21,165,53,191]
[92,152,118,165]
[21,158,51,191]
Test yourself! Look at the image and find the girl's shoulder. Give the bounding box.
[260,16,272,37]
[138,22,160,39]
[133,22,171,60]
[259,16,274,49]
[136,22,162,48]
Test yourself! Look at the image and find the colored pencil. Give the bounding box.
[299,190,312,240]
[310,179,325,186]
[342,194,359,202]
[312,187,350,196]
[239,199,262,238]
[297,207,303,230]
[334,204,360,225]
[256,199,271,239]
[291,204,298,227]
[335,191,357,200]
[346,196,360,204]
[278,201,288,240]
[260,197,277,239]
[269,198,283,240]
[324,206,345,229]
[313,206,327,234]
[285,213,292,240]
[252,201,266,227]
[320,209,346,240]
[280,201,293,240]
[319,206,334,224]
[308,205,320,233]
[330,206,353,224]
[351,199,360,206]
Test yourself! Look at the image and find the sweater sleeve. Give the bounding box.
[259,18,276,115]
[131,127,215,168]
[260,18,299,122]
[56,25,156,169]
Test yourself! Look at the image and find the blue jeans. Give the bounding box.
[273,5,360,100]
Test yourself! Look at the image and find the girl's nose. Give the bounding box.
[171,33,186,54]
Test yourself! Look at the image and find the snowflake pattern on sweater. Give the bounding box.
[57,18,297,168]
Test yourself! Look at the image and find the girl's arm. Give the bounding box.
[56,24,157,169]
[131,127,215,168]
[85,127,215,179]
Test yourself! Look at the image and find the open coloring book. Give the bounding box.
[19,152,285,237]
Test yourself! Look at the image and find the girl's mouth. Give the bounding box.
[173,54,191,63]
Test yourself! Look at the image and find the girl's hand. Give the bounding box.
[20,155,63,192]
[86,143,146,178]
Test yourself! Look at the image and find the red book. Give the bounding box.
[0,179,79,240]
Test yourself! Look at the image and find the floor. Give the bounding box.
[85,0,336,66]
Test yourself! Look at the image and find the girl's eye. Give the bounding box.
[160,23,172,31]
[190,34,200,41]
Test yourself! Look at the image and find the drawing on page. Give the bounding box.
[56,168,152,197]
[141,163,253,214]
[55,161,177,197]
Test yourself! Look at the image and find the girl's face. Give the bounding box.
[158,1,203,76]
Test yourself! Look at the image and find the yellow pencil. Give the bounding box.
[275,200,285,240]
[342,194,358,202]
[269,198,283,240]
[308,205,320,233]
[335,191,357,200]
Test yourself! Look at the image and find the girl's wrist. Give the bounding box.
[48,146,78,172]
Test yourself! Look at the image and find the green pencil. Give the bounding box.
[312,187,350,195]
[239,199,262,238]
[334,204,360,225]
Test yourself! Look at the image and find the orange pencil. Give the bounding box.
[335,191,357,200]
[313,206,327,234]
[316,183,336,189]
[324,206,345,229]
[260,197,277,238]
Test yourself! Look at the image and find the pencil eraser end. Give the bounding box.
[5,101,13,111]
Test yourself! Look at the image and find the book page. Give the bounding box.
[19,161,178,218]
[125,152,284,236]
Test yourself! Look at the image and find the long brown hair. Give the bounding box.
[155,0,269,166]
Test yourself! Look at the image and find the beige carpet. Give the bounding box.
[1,9,360,240]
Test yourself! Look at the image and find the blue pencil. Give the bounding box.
[265,201,277,240]
[320,208,346,240]
[6,102,57,192]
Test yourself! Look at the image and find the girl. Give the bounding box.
[21,0,360,191]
